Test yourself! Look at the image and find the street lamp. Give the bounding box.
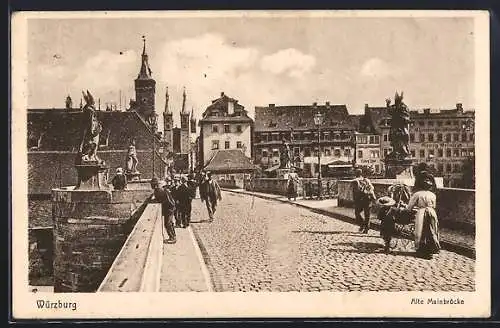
[147,113,158,178]
[314,111,324,200]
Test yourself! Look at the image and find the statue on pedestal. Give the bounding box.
[387,91,411,160]
[279,138,292,169]
[126,139,139,174]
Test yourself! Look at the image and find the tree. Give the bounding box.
[461,156,475,189]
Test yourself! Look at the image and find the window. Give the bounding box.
[262,134,268,142]
[212,125,219,133]
[384,134,388,142]
[236,125,242,132]
[446,149,452,157]
[236,141,242,149]
[461,149,467,157]
[358,135,368,144]
[323,132,329,140]
[420,149,425,158]
[273,149,279,157]
[418,121,425,126]
[371,150,380,158]
[428,149,435,157]
[212,140,219,150]
[454,164,461,172]
[438,149,443,157]
[369,135,379,144]
[224,141,230,149]
[461,133,467,142]
[428,133,434,142]
[384,148,391,157]
[410,150,416,157]
[334,149,341,157]
[324,148,331,156]
[438,163,444,173]
[419,133,425,142]
[262,149,268,157]
[344,149,351,157]
[445,120,451,125]
[446,163,452,172]
[469,149,474,157]
[437,121,443,127]
[410,134,415,142]
[453,133,459,142]
[470,133,474,142]
[375,165,380,173]
[272,134,279,141]
[445,134,451,142]
[428,121,434,126]
[304,147,311,157]
[293,147,300,156]
[437,133,443,142]
[453,120,459,126]
[357,150,363,159]
[453,149,459,157]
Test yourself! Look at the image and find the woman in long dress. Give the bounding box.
[406,178,441,259]
[287,169,299,201]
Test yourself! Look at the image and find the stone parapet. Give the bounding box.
[52,187,152,292]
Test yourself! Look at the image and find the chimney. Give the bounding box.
[312,102,317,107]
[269,104,275,108]
[424,108,430,115]
[325,101,330,108]
[456,103,463,113]
[221,92,225,97]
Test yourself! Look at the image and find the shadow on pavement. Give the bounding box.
[291,230,372,238]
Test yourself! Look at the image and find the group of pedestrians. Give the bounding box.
[352,163,441,260]
[149,170,222,244]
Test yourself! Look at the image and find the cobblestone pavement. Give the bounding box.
[190,192,475,292]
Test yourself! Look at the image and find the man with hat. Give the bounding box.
[171,175,182,227]
[150,177,177,244]
[176,176,194,228]
[111,167,127,190]
[199,171,222,222]
[352,168,376,233]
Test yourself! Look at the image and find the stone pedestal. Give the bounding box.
[75,163,109,190]
[384,158,414,179]
[125,171,141,182]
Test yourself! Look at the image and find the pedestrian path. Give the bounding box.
[225,189,475,258]
[159,226,212,292]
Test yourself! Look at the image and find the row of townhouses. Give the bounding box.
[27,40,475,196]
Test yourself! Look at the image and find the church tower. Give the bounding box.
[163,86,173,153]
[134,36,156,120]
[190,107,197,135]
[180,87,191,154]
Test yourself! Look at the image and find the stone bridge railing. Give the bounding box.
[97,203,163,292]
[337,180,475,232]
[244,178,339,199]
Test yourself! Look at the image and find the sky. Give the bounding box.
[27,14,475,129]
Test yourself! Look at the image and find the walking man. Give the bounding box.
[199,171,222,222]
[176,176,194,228]
[171,176,182,227]
[150,177,176,244]
[352,168,376,233]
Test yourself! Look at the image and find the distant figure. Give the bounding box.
[406,176,441,259]
[111,167,127,190]
[199,171,222,222]
[287,168,299,201]
[150,177,176,244]
[413,162,437,193]
[352,168,376,233]
[177,176,194,228]
[171,176,182,227]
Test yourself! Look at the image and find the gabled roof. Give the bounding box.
[204,149,258,172]
[200,92,252,123]
[254,104,355,132]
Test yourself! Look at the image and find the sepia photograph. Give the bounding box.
[11,10,490,319]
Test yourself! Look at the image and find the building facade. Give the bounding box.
[362,102,475,188]
[253,102,356,178]
[198,92,253,168]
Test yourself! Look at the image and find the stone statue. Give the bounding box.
[126,139,139,173]
[387,91,411,160]
[279,138,292,169]
[77,90,103,164]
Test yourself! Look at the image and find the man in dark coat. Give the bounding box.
[176,176,194,228]
[352,168,376,233]
[199,171,222,222]
[170,176,182,227]
[150,177,176,244]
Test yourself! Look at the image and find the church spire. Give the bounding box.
[181,87,187,114]
[137,35,152,79]
[164,86,170,114]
